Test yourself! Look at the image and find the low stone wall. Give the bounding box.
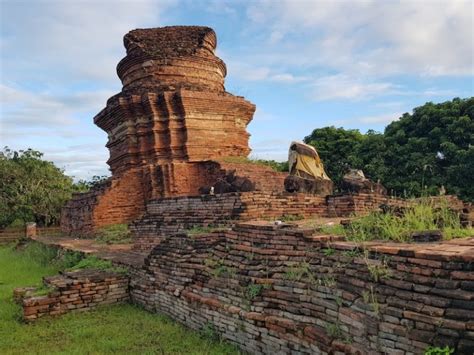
[326,193,408,217]
[130,223,474,354]
[131,191,327,252]
[14,269,129,322]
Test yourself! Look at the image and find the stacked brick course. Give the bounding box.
[131,191,327,251]
[14,270,129,322]
[326,193,409,217]
[130,222,474,354]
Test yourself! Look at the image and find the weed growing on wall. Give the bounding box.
[319,197,472,242]
[362,286,380,316]
[364,252,391,282]
[186,225,228,237]
[245,284,265,301]
[424,346,455,355]
[284,261,315,283]
[205,257,236,279]
[322,248,335,257]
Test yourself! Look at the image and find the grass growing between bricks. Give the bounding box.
[0,244,240,355]
[320,198,473,242]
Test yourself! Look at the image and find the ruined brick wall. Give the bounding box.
[15,270,129,322]
[61,168,146,236]
[325,194,466,217]
[130,223,474,354]
[131,191,327,252]
[217,161,287,192]
[326,194,408,217]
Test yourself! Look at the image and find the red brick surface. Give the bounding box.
[130,222,474,354]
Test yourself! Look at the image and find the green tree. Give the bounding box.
[0,147,81,228]
[383,97,474,199]
[303,97,474,201]
[303,126,365,188]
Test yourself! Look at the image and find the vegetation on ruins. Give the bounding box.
[244,283,265,301]
[186,225,228,236]
[305,97,474,201]
[68,255,125,273]
[284,261,315,282]
[424,346,455,355]
[280,214,305,222]
[0,244,239,354]
[95,223,131,244]
[322,198,472,242]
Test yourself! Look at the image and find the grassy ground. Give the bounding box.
[0,244,239,355]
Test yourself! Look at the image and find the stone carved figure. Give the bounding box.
[284,141,333,195]
[341,169,387,195]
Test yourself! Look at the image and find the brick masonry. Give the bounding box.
[130,191,327,252]
[129,222,474,355]
[131,192,417,252]
[61,26,290,235]
[14,269,129,322]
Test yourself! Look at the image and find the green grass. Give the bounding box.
[185,225,228,236]
[319,198,473,242]
[95,224,131,244]
[0,244,240,355]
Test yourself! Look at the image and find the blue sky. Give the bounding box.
[1,0,473,180]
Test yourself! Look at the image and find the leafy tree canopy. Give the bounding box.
[304,97,474,201]
[0,147,92,228]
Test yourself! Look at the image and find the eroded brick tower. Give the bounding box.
[61,26,286,234]
[97,26,257,197]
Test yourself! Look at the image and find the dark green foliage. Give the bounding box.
[304,98,474,200]
[0,147,85,228]
[304,126,365,186]
[383,97,473,200]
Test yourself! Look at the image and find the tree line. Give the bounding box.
[304,97,473,201]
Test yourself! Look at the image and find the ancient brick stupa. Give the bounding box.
[61,26,286,234]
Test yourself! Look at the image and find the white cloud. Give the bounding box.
[227,61,309,83]
[246,0,474,77]
[1,0,175,84]
[310,75,398,101]
[0,84,113,132]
